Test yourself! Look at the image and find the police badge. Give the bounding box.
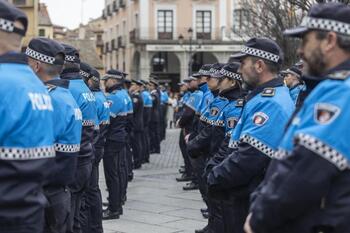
[210,107,219,116]
[314,103,341,125]
[252,112,269,126]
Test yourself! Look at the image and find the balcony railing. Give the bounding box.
[118,36,126,48]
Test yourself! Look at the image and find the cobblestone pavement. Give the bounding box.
[101,129,207,233]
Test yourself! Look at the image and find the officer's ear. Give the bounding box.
[322,31,338,54]
[254,59,265,74]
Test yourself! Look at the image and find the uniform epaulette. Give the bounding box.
[261,88,275,97]
[46,84,57,92]
[235,98,245,107]
[328,70,350,80]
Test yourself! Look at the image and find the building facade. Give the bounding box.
[38,3,53,38]
[102,0,246,88]
[6,0,39,48]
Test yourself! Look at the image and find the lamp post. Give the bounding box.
[178,27,202,76]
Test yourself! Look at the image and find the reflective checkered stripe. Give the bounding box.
[55,143,80,153]
[82,120,95,126]
[274,149,289,160]
[296,133,350,171]
[240,134,275,158]
[80,70,90,78]
[100,120,110,125]
[65,55,76,62]
[198,69,211,76]
[241,46,280,63]
[0,18,14,33]
[219,69,242,81]
[0,146,55,160]
[209,68,221,75]
[301,16,350,36]
[228,140,238,149]
[25,48,56,64]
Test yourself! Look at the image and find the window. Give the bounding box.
[13,0,26,5]
[233,9,250,33]
[157,10,173,40]
[39,29,45,37]
[196,11,211,40]
[152,52,167,72]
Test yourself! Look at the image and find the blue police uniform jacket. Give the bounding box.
[207,78,294,194]
[160,90,169,105]
[199,83,214,115]
[142,90,153,108]
[200,95,231,127]
[105,86,128,145]
[0,53,55,224]
[289,83,306,104]
[45,78,82,187]
[93,90,110,126]
[249,61,350,233]
[178,91,190,108]
[185,89,203,114]
[61,68,97,159]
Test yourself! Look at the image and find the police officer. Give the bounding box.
[101,70,128,220]
[129,80,144,169]
[140,80,153,164]
[245,3,350,233]
[160,85,169,141]
[60,44,97,233]
[0,2,55,232]
[26,37,82,233]
[282,64,305,104]
[79,63,109,233]
[207,38,294,233]
[148,78,162,154]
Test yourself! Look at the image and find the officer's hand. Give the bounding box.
[175,119,180,128]
[244,213,255,233]
[184,134,191,144]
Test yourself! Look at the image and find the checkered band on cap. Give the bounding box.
[80,70,90,78]
[198,69,211,76]
[65,55,76,62]
[241,46,280,63]
[0,18,14,33]
[0,146,55,160]
[240,134,276,158]
[91,76,99,82]
[55,143,80,153]
[219,68,242,81]
[301,16,350,36]
[105,74,123,80]
[209,68,221,75]
[296,133,349,171]
[25,47,56,64]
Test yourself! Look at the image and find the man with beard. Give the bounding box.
[245,3,350,233]
[207,38,294,233]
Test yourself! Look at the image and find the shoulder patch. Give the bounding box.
[227,117,238,128]
[261,88,275,97]
[314,103,341,125]
[210,107,219,116]
[235,98,245,107]
[46,84,57,92]
[252,112,269,126]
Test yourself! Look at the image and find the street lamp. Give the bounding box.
[178,27,202,76]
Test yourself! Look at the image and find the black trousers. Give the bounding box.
[0,211,45,233]
[119,147,128,202]
[125,137,133,177]
[44,187,71,233]
[221,197,249,233]
[131,131,143,167]
[142,126,150,162]
[189,155,207,200]
[66,158,92,233]
[103,146,124,212]
[179,129,194,177]
[80,160,103,233]
[149,121,161,153]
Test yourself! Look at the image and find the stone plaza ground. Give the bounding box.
[100,129,207,233]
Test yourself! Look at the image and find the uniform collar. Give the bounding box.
[219,86,244,100]
[246,77,284,102]
[0,52,27,64]
[211,89,220,97]
[61,68,82,80]
[324,59,350,77]
[199,82,209,92]
[45,78,69,89]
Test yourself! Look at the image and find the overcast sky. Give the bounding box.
[40,0,104,29]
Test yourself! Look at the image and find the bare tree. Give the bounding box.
[236,0,350,67]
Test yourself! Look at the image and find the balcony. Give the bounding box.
[119,0,126,8]
[118,36,126,48]
[112,0,119,12]
[107,4,112,16]
[128,27,228,45]
[96,39,104,47]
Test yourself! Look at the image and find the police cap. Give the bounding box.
[62,43,80,64]
[131,79,143,86]
[284,3,350,38]
[281,65,302,79]
[231,37,283,64]
[26,37,65,65]
[211,62,242,81]
[102,69,125,80]
[209,63,226,78]
[192,64,212,77]
[0,0,27,36]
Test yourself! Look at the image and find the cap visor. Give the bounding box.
[211,73,224,79]
[283,26,309,38]
[192,73,201,77]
